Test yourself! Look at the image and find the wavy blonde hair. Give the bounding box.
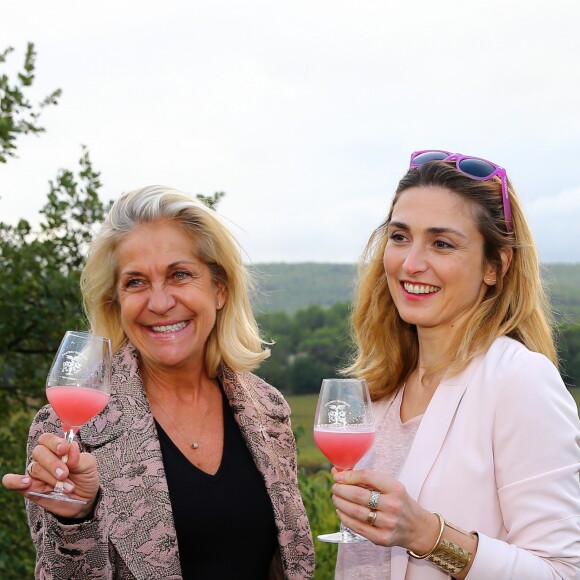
[344,162,557,401]
[81,185,269,377]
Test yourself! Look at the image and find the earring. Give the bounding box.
[217,302,221,308]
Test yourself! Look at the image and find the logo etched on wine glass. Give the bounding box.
[62,351,88,378]
[326,400,350,426]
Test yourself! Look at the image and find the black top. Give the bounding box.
[155,386,278,580]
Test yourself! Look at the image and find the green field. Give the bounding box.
[288,388,580,471]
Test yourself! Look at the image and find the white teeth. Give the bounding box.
[151,321,187,333]
[403,283,440,295]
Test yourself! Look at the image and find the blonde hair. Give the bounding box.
[81,185,269,377]
[345,162,557,401]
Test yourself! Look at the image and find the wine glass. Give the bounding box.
[28,331,112,504]
[313,378,375,543]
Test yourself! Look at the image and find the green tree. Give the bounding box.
[0,147,108,402]
[289,356,330,394]
[0,40,63,577]
[0,149,109,578]
[0,43,61,163]
[257,303,353,394]
[295,304,327,332]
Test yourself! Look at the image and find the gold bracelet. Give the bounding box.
[407,512,445,560]
[427,537,472,575]
[427,518,476,575]
[408,515,475,576]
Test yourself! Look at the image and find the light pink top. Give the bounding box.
[336,387,422,580]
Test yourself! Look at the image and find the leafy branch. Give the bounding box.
[0,42,62,163]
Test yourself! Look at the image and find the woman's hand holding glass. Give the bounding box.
[23,432,101,518]
[331,468,442,557]
[3,412,103,521]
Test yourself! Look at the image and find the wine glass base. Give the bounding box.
[28,491,87,504]
[318,530,368,544]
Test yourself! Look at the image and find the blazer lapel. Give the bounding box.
[390,369,474,580]
[219,365,284,485]
[399,381,468,499]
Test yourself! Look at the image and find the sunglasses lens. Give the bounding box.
[411,151,449,165]
[458,158,496,179]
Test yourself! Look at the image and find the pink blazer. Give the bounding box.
[391,337,580,580]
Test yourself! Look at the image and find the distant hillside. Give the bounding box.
[248,263,356,314]
[543,263,580,324]
[249,262,580,323]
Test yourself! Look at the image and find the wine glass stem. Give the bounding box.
[54,427,75,494]
[340,523,359,539]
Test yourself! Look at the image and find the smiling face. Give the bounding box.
[383,185,495,341]
[115,220,226,376]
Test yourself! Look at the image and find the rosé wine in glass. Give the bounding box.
[46,386,110,433]
[313,378,375,543]
[313,427,375,470]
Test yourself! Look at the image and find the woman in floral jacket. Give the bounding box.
[3,185,315,579]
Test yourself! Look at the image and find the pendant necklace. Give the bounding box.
[147,389,211,450]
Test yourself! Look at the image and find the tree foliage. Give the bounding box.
[0,147,108,406]
[257,302,353,394]
[0,149,109,578]
[0,43,61,163]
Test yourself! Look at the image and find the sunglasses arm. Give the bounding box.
[499,171,513,233]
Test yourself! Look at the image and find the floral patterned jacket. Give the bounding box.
[26,343,315,579]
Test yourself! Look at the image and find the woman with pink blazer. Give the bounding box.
[333,151,580,579]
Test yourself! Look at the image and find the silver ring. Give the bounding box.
[366,509,378,526]
[26,460,36,476]
[367,490,381,510]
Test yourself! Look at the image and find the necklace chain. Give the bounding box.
[146,389,211,450]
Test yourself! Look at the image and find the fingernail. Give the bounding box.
[55,468,64,478]
[21,476,30,484]
[56,443,64,454]
[63,482,74,492]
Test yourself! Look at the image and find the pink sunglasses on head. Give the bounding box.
[409,149,513,233]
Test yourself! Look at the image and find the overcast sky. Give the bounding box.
[1,0,579,264]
